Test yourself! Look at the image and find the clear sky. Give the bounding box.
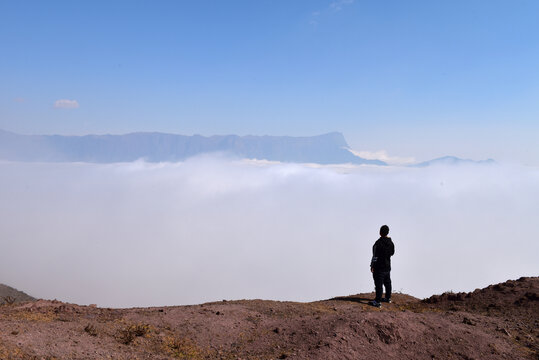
[1,0,538,165]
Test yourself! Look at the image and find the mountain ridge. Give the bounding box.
[413,155,496,167]
[0,130,385,165]
[0,129,497,166]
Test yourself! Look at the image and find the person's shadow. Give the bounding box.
[328,296,372,305]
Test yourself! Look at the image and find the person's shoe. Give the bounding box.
[381,298,392,303]
[368,300,381,308]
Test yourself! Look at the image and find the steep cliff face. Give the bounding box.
[0,130,385,165]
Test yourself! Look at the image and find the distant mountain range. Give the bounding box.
[0,129,495,166]
[0,129,384,165]
[412,156,496,167]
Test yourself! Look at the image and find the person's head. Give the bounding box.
[380,225,389,237]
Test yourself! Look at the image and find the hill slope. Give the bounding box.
[0,277,536,359]
[0,284,35,304]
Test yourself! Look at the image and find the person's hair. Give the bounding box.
[380,225,389,237]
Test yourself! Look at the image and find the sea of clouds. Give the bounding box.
[0,157,537,307]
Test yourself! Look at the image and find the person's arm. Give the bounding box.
[389,238,395,257]
[370,242,378,272]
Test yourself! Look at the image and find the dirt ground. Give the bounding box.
[0,277,537,360]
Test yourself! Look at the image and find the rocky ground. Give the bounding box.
[0,277,537,360]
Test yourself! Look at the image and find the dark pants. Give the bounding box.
[373,270,391,302]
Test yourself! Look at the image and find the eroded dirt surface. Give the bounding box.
[0,277,537,359]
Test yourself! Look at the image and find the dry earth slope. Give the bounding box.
[0,285,35,305]
[0,277,537,360]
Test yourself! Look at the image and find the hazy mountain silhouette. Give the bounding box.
[0,130,385,165]
[412,156,496,167]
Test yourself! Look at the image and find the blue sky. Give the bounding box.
[1,0,538,164]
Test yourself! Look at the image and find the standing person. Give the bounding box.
[369,225,395,308]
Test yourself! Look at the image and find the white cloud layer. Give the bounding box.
[0,158,537,307]
[54,99,79,109]
[349,149,416,165]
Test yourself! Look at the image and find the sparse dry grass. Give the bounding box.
[117,323,150,344]
[84,324,98,336]
[164,336,207,359]
[2,296,16,306]
[306,302,338,314]
[8,310,56,322]
[0,341,28,360]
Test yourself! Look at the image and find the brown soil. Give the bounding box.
[0,277,537,360]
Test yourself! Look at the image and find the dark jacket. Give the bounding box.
[370,236,395,272]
